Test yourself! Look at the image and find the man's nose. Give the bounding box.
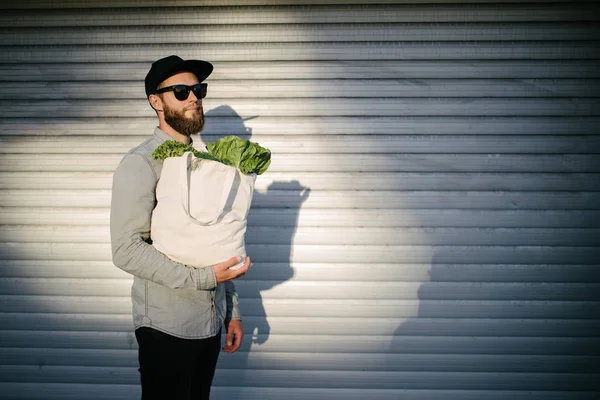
[188,91,199,102]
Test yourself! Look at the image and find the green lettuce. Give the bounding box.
[206,135,271,175]
[151,140,221,163]
[152,135,271,175]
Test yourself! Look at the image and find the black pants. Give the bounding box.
[135,327,221,400]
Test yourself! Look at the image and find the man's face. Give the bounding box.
[157,72,205,136]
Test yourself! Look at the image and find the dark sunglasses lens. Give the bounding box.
[172,85,191,101]
[192,84,207,99]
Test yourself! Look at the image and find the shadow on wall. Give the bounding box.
[390,248,599,399]
[200,105,309,389]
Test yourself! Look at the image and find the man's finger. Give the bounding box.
[214,256,250,283]
[225,256,243,269]
[231,334,242,351]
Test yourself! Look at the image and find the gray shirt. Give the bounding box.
[110,127,241,339]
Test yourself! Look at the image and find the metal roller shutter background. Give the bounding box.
[0,1,599,399]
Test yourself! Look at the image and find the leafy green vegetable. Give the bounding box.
[152,136,271,175]
[206,135,271,175]
[152,140,222,163]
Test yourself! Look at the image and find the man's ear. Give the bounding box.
[148,94,163,112]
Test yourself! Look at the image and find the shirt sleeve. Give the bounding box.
[224,281,242,321]
[110,152,217,291]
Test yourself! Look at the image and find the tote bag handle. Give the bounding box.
[179,152,236,225]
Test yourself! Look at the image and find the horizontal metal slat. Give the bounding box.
[3,261,598,284]
[3,134,600,155]
[2,4,599,27]
[3,208,599,228]
[3,61,599,80]
[1,295,598,318]
[2,154,599,173]
[3,23,599,45]
[1,313,598,336]
[2,226,599,246]
[224,282,600,302]
[0,330,596,355]
[1,190,598,209]
[185,226,600,246]
[3,98,599,118]
[4,79,600,99]
[2,171,599,191]
[2,0,599,9]
[198,370,600,390]
[0,384,598,400]
[0,353,597,374]
[3,117,600,136]
[2,278,600,301]
[1,243,599,264]
[1,42,598,63]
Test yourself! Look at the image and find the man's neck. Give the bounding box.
[158,122,191,145]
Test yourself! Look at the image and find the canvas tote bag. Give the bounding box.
[151,152,256,269]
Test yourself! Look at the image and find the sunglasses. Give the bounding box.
[155,83,208,101]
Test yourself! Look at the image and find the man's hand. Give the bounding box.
[223,319,244,354]
[213,256,250,283]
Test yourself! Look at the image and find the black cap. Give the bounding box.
[144,55,213,97]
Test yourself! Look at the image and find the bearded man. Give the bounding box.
[110,55,250,400]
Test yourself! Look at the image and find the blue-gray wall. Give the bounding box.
[0,1,599,399]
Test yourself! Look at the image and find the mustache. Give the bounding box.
[186,104,203,111]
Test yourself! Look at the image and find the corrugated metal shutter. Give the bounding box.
[1,1,599,399]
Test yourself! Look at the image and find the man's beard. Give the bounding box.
[163,102,205,136]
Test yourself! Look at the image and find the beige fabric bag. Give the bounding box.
[151,152,256,270]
